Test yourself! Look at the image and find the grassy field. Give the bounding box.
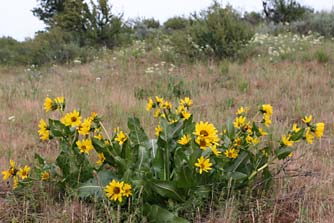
[1,34,334,222]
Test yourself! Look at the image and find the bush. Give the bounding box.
[164,17,189,30]
[291,11,334,37]
[170,3,254,60]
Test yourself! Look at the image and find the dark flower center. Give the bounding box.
[113,187,120,194]
[200,130,209,137]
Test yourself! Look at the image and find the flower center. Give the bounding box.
[200,139,207,147]
[200,130,209,137]
[113,187,121,194]
[71,117,77,122]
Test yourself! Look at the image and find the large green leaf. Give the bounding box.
[226,117,235,138]
[78,170,114,198]
[128,117,148,145]
[143,204,189,223]
[275,147,294,160]
[289,128,305,141]
[150,180,185,202]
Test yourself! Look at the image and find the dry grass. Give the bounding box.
[0,44,334,222]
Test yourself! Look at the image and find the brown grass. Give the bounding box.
[0,46,334,221]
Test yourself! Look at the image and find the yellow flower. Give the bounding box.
[211,145,222,156]
[176,104,186,114]
[180,97,193,108]
[155,96,164,106]
[17,165,30,180]
[162,101,172,110]
[146,97,154,111]
[181,110,191,120]
[236,106,248,115]
[2,160,16,180]
[61,109,82,127]
[43,97,54,112]
[76,139,94,154]
[154,108,162,118]
[89,112,98,122]
[195,156,213,174]
[94,133,103,140]
[54,96,65,111]
[224,148,239,159]
[13,176,18,189]
[246,135,259,145]
[115,131,128,145]
[193,121,219,148]
[261,104,273,116]
[38,119,50,141]
[41,171,50,181]
[78,118,92,135]
[233,116,246,129]
[305,128,314,144]
[177,134,191,145]
[314,122,325,138]
[263,114,272,127]
[105,180,124,203]
[282,135,293,147]
[234,137,242,147]
[123,183,132,197]
[155,124,163,137]
[96,153,106,165]
[292,123,300,132]
[258,128,268,136]
[302,115,312,124]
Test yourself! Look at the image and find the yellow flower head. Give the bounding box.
[123,183,132,197]
[181,110,191,120]
[234,137,242,147]
[261,104,273,117]
[233,116,246,129]
[13,176,18,189]
[105,180,124,203]
[43,97,54,112]
[211,145,222,157]
[54,96,65,111]
[180,97,193,108]
[263,114,272,127]
[282,134,293,147]
[258,128,268,136]
[302,115,312,124]
[176,104,186,114]
[194,121,219,144]
[61,109,82,127]
[96,153,106,165]
[155,96,164,106]
[224,148,239,159]
[155,124,163,137]
[115,131,128,145]
[146,97,154,111]
[17,165,30,180]
[236,106,248,115]
[177,134,191,145]
[78,118,92,135]
[41,171,50,181]
[314,122,325,138]
[2,160,16,181]
[38,119,50,141]
[154,108,162,118]
[305,128,314,144]
[76,139,94,154]
[162,101,172,110]
[195,156,213,174]
[292,123,300,133]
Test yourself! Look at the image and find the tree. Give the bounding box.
[32,0,66,26]
[263,0,312,23]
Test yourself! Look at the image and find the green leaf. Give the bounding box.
[226,117,235,138]
[78,170,114,198]
[275,147,294,160]
[230,171,248,180]
[49,119,69,137]
[150,180,185,202]
[56,151,70,176]
[227,151,248,172]
[143,204,189,223]
[128,117,148,145]
[34,153,45,166]
[289,128,305,141]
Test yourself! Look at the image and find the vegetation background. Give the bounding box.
[1,0,334,222]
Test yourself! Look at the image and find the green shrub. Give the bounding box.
[164,17,189,30]
[314,49,330,63]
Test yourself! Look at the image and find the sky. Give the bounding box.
[0,0,333,41]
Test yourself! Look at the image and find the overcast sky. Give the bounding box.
[0,0,333,41]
